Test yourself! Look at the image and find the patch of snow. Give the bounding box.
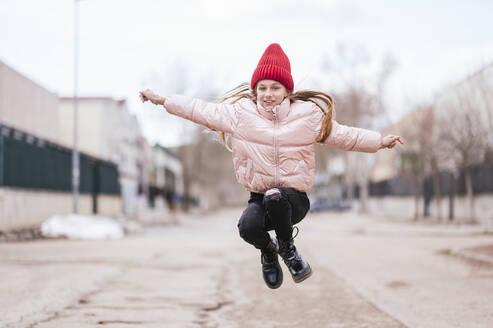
[41,214,124,240]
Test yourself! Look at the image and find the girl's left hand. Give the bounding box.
[381,135,404,149]
[139,89,165,105]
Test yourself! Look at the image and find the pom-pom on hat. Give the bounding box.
[250,43,294,91]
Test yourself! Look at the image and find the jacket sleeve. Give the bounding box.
[163,95,239,134]
[321,120,382,153]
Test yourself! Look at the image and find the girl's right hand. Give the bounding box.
[139,89,165,105]
[380,135,404,149]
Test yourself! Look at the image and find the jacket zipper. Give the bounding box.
[272,108,279,186]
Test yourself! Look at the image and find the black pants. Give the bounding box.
[237,186,310,250]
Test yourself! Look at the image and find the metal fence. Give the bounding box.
[365,163,493,198]
[0,124,120,196]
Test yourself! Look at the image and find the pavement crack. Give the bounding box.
[202,300,234,312]
[20,268,126,328]
[23,311,63,328]
[194,264,236,328]
[96,320,148,325]
[386,280,411,289]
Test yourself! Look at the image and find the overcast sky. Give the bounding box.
[2,0,493,146]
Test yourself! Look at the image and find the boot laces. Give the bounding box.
[292,226,299,239]
[261,240,277,263]
[279,227,301,264]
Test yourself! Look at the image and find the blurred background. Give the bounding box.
[2,0,493,233]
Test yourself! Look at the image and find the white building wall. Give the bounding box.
[58,98,110,160]
[116,108,142,218]
[0,187,121,231]
[0,61,60,143]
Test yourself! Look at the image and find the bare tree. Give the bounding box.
[336,87,376,212]
[337,56,396,213]
[434,85,489,223]
[397,106,437,221]
[177,126,202,211]
[475,64,493,133]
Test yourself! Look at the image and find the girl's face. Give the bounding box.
[256,80,289,110]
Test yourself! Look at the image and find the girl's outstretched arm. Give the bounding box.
[322,120,383,153]
[139,89,238,134]
[321,119,404,152]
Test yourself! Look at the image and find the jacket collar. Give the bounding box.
[256,98,291,121]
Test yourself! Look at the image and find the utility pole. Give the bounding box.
[73,0,80,213]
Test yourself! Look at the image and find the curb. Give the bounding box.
[451,248,493,266]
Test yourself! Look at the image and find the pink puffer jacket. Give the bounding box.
[164,95,382,193]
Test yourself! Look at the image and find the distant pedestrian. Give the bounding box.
[140,43,403,289]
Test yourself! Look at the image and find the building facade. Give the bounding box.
[0,61,121,231]
[151,145,183,211]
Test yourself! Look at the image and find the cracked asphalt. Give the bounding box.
[1,208,493,328]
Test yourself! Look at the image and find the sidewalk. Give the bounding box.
[309,210,493,237]
[306,210,493,328]
[452,243,493,266]
[356,211,493,266]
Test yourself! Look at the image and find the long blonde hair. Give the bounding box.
[216,82,335,150]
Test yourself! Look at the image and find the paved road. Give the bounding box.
[1,208,492,328]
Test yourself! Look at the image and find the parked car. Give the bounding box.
[309,197,351,212]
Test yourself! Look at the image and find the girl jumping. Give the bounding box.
[139,43,403,289]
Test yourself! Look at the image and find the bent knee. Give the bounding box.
[238,221,259,241]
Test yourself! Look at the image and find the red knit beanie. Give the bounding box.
[250,43,294,91]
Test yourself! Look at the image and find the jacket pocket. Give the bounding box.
[236,158,254,187]
[245,158,254,182]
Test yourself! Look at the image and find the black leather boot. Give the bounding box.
[277,231,312,283]
[261,237,283,289]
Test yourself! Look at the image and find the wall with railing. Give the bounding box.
[0,123,121,232]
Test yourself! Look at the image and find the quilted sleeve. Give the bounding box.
[163,95,239,134]
[322,120,382,153]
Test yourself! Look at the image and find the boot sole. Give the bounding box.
[292,266,312,283]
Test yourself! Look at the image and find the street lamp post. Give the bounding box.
[73,0,80,213]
